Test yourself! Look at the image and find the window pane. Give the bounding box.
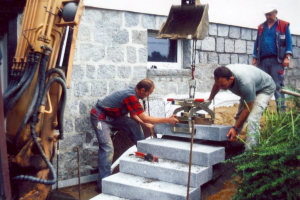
[148,34,177,62]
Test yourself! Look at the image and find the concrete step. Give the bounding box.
[90,193,129,200]
[154,123,230,141]
[119,153,212,188]
[102,172,200,200]
[137,138,224,167]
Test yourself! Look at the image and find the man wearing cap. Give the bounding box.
[252,7,293,112]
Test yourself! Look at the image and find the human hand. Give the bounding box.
[168,115,179,126]
[144,123,154,130]
[282,57,290,67]
[252,58,257,66]
[144,123,156,138]
[227,127,237,141]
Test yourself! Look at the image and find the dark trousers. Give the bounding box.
[90,114,144,190]
[259,57,285,111]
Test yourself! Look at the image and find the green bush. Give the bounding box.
[228,97,300,200]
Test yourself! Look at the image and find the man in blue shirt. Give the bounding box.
[252,7,293,112]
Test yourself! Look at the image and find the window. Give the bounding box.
[147,30,182,69]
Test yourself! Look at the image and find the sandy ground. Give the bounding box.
[53,100,279,200]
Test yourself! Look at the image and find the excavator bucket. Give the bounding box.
[157,4,209,40]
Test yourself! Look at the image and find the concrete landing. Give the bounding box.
[119,153,212,188]
[137,138,225,167]
[90,194,129,200]
[102,172,200,200]
[154,123,231,141]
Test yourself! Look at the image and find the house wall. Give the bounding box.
[56,8,172,181]
[57,7,300,184]
[84,0,300,35]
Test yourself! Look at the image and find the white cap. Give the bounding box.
[263,4,278,14]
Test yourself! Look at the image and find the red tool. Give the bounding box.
[135,152,158,162]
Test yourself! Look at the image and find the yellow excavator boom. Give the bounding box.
[3,0,84,199]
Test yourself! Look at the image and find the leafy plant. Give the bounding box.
[227,97,300,200]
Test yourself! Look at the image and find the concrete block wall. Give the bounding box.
[58,8,176,181]
[149,23,300,98]
[57,6,300,184]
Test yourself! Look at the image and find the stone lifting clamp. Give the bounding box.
[167,98,214,134]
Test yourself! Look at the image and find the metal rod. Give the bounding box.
[213,98,215,116]
[147,96,150,116]
[280,89,300,97]
[56,140,59,190]
[186,120,195,200]
[146,96,154,138]
[189,40,197,99]
[41,0,52,36]
[0,69,12,200]
[77,147,81,200]
[59,26,70,67]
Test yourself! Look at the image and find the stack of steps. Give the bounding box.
[91,123,230,200]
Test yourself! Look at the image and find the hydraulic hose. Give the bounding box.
[45,68,66,81]
[7,56,31,90]
[3,53,34,100]
[6,63,23,91]
[4,53,41,116]
[12,68,66,184]
[14,58,63,140]
[14,83,40,147]
[41,76,67,139]
[32,54,49,123]
[14,76,67,184]
[12,122,56,185]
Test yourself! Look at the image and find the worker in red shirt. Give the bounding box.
[90,78,178,192]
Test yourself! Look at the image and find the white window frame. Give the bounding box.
[147,31,182,70]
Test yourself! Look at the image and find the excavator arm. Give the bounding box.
[3,0,84,199]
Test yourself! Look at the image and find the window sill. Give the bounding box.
[147,68,191,77]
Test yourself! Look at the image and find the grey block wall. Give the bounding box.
[149,23,300,97]
[58,8,172,181]
[57,6,300,183]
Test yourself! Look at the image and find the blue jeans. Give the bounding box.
[259,57,285,111]
[90,113,144,190]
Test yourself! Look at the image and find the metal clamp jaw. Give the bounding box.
[167,98,214,134]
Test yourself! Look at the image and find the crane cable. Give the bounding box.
[189,40,197,99]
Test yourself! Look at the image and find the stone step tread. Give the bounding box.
[102,172,200,200]
[90,193,129,200]
[138,138,224,153]
[120,153,212,187]
[137,138,225,166]
[121,153,209,173]
[154,123,230,141]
